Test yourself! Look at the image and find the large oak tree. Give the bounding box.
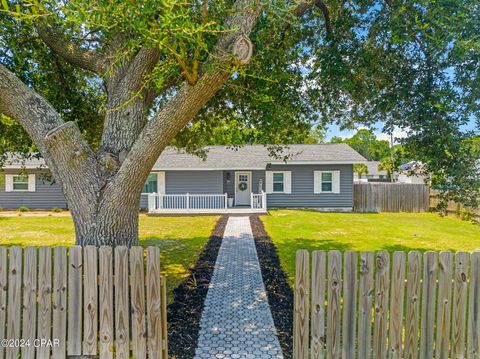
[1,0,479,245]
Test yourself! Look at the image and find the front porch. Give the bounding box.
[147,192,267,214]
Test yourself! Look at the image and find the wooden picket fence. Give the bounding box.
[294,250,480,359]
[0,246,168,359]
[354,183,430,212]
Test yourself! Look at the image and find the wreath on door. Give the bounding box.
[238,182,247,191]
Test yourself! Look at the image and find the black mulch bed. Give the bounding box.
[167,216,228,359]
[250,215,294,359]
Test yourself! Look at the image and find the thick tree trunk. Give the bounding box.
[69,193,141,247]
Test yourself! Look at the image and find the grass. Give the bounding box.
[262,210,480,285]
[0,214,219,301]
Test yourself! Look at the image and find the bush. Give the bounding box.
[17,206,30,213]
[51,207,63,213]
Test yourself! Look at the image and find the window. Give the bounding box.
[12,175,29,191]
[273,173,284,192]
[142,173,158,193]
[321,172,333,192]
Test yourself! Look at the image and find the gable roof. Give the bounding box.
[363,161,388,176]
[152,144,366,170]
[2,144,366,170]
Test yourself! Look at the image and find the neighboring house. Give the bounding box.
[1,144,366,213]
[396,161,429,184]
[354,161,389,182]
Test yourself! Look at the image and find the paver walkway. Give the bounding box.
[194,216,284,359]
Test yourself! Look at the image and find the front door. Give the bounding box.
[235,172,251,206]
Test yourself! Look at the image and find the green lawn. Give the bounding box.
[0,214,219,301]
[262,210,480,285]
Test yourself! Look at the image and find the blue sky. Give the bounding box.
[326,117,479,143]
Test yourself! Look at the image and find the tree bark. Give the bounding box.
[0,0,268,247]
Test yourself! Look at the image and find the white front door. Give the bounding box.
[235,172,251,206]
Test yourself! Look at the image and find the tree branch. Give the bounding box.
[114,0,261,191]
[37,27,107,74]
[284,0,333,40]
[0,64,95,184]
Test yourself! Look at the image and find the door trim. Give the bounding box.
[234,171,252,206]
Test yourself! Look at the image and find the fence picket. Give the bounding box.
[327,251,342,359]
[451,252,470,359]
[404,251,422,359]
[311,251,326,359]
[419,251,438,359]
[373,251,390,359]
[21,247,37,359]
[388,251,406,359]
[6,247,22,359]
[131,246,147,358]
[67,246,82,356]
[115,246,130,359]
[467,252,480,359]
[99,246,114,359]
[435,251,453,359]
[147,246,162,359]
[37,246,52,359]
[83,246,98,356]
[294,250,310,359]
[358,252,374,359]
[0,247,6,359]
[52,247,67,359]
[342,251,357,359]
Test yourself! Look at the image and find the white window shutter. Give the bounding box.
[313,171,322,193]
[28,174,36,192]
[5,175,13,192]
[284,171,292,194]
[265,171,273,194]
[332,170,341,193]
[157,172,166,194]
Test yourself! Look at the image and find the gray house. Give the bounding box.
[1,144,366,213]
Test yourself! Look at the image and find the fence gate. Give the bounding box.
[0,245,168,359]
[294,249,480,359]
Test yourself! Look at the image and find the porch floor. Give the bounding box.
[148,207,268,215]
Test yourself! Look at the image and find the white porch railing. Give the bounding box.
[148,193,228,212]
[147,192,267,213]
[251,191,267,210]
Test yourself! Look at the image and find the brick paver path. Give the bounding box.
[194,216,284,359]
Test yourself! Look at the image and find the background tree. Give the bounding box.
[353,163,369,179]
[330,129,391,161]
[1,0,479,245]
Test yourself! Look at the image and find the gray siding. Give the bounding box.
[0,170,67,210]
[140,170,223,208]
[166,170,223,194]
[266,164,354,208]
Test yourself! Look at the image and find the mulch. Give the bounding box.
[250,215,294,359]
[167,215,228,359]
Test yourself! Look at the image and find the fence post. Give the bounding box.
[148,193,156,213]
[224,193,228,211]
[262,191,267,210]
[294,250,309,359]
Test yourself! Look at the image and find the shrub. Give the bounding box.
[51,207,63,213]
[17,206,30,213]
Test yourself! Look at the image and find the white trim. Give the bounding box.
[269,160,365,165]
[314,170,340,194]
[157,171,165,194]
[266,171,291,194]
[5,174,36,192]
[151,167,265,171]
[234,171,252,206]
